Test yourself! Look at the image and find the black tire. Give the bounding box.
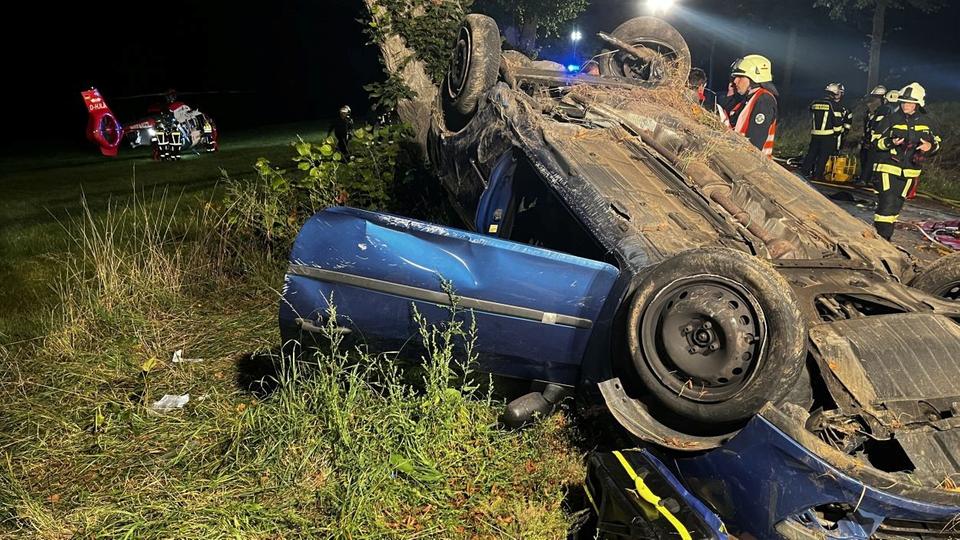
[625,248,806,424]
[910,253,960,300]
[600,16,691,86]
[444,15,501,121]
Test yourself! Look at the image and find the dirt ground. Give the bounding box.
[809,179,960,266]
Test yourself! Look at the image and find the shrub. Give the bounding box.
[222,123,414,253]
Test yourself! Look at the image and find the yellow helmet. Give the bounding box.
[898,82,926,108]
[730,54,773,84]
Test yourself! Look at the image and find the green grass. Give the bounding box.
[0,122,330,343]
[0,124,585,538]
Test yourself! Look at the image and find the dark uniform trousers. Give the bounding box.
[801,135,838,181]
[873,168,915,240]
[871,109,941,240]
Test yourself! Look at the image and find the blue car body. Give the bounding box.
[280,56,960,538]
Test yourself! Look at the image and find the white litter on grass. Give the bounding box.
[151,394,190,412]
[171,349,203,363]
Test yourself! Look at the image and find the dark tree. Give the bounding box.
[814,0,944,89]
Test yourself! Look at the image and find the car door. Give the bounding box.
[280,206,619,386]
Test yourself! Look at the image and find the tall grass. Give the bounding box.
[1,187,584,538]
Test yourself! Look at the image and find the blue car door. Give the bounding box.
[280,207,619,385]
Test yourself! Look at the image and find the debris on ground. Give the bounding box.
[151,394,190,412]
[171,349,203,363]
[912,219,960,250]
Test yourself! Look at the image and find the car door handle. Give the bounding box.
[295,318,352,335]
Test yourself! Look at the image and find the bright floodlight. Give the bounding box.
[570,29,582,42]
[647,0,675,13]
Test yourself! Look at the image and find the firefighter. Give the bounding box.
[832,83,854,153]
[687,67,707,106]
[800,83,847,181]
[882,89,900,114]
[854,85,888,186]
[872,83,941,240]
[719,55,778,156]
[334,105,353,157]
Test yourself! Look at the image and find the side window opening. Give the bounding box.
[502,157,610,264]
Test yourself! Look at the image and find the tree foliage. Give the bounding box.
[813,0,943,21]
[366,0,474,83]
[473,0,588,55]
[484,0,589,38]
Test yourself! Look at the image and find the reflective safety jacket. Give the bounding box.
[873,109,941,178]
[719,85,778,156]
[861,106,888,148]
[808,97,849,137]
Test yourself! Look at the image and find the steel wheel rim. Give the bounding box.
[638,275,767,403]
[446,26,473,100]
[614,39,678,82]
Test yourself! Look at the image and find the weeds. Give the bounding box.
[0,180,583,538]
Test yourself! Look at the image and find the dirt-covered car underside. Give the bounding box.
[282,14,960,537]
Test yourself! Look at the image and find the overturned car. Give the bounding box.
[281,15,960,538]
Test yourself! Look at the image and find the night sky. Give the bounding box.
[7,0,959,154]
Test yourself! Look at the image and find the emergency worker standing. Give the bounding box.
[719,55,778,156]
[800,83,848,180]
[855,85,888,185]
[872,83,941,240]
[334,105,354,157]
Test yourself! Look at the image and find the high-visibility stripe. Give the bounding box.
[726,88,776,157]
[812,129,835,135]
[903,169,922,178]
[611,451,693,540]
[762,120,777,157]
[893,124,909,130]
[902,178,914,198]
[877,164,902,176]
[874,214,899,223]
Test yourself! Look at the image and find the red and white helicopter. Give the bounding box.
[81,87,219,160]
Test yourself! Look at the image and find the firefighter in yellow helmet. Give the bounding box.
[854,85,888,185]
[719,55,779,156]
[800,82,850,181]
[871,83,942,240]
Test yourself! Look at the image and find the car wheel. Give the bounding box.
[910,252,960,300]
[625,248,806,424]
[444,14,501,125]
[600,16,691,86]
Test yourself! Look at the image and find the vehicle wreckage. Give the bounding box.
[280,15,960,538]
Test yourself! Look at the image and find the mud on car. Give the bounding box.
[281,15,960,538]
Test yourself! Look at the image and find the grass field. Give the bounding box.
[0,124,586,538]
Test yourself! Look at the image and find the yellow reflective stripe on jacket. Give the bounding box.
[812,129,835,135]
[903,169,922,178]
[874,214,899,223]
[612,451,693,540]
[881,172,891,191]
